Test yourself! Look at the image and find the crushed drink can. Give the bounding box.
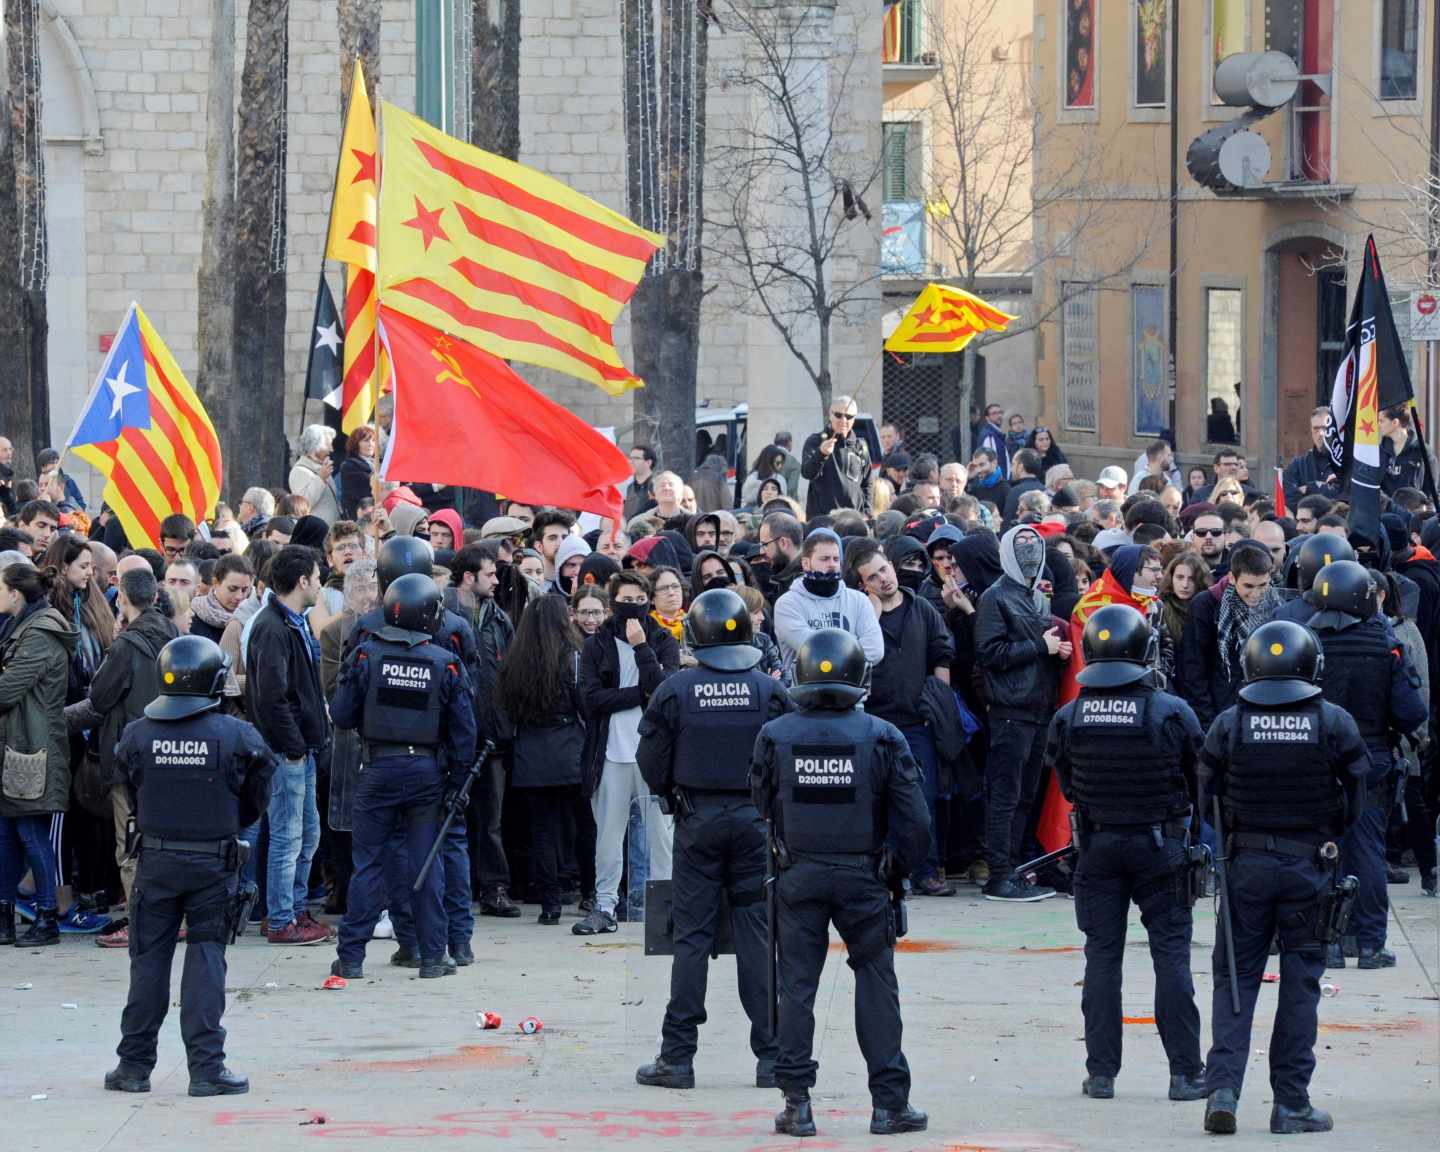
[1320,982,1340,998]
[477,1011,502,1030]
[518,1016,543,1034]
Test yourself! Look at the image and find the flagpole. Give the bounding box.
[371,83,385,517]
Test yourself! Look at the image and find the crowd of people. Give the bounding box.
[0,390,1435,966]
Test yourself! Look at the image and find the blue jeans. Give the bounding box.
[900,725,941,883]
[265,754,320,927]
[0,815,58,909]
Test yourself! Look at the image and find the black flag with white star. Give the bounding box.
[306,273,344,405]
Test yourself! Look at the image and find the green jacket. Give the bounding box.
[0,604,78,816]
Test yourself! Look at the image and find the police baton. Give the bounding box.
[413,739,496,894]
[1212,796,1241,1015]
[765,822,779,1036]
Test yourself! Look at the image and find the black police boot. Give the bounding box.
[635,1056,695,1089]
[1270,1102,1333,1134]
[418,957,457,979]
[1169,1071,1208,1101]
[1324,943,1345,969]
[0,902,14,946]
[480,890,522,918]
[1204,1088,1239,1135]
[104,1065,151,1093]
[390,945,422,968]
[17,907,60,946]
[330,957,363,979]
[775,1092,817,1137]
[189,1067,249,1097]
[870,1104,928,1135]
[450,942,475,966]
[1081,1075,1115,1099]
[1357,947,1397,969]
[755,1060,777,1089]
[1385,864,1410,884]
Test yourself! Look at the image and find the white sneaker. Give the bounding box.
[372,911,395,940]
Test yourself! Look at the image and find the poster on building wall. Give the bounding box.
[1066,0,1096,108]
[881,201,926,276]
[1062,285,1099,431]
[1132,286,1168,435]
[1135,0,1168,106]
[1211,0,1246,102]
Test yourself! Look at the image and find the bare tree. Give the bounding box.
[196,0,237,466]
[624,0,708,471]
[0,0,49,469]
[471,0,522,159]
[925,0,1161,456]
[339,0,381,107]
[706,0,881,420]
[230,0,291,492]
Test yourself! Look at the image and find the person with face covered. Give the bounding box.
[772,529,883,678]
[551,536,593,598]
[1060,545,1170,705]
[974,525,1072,901]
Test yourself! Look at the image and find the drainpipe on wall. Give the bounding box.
[1167,0,1181,452]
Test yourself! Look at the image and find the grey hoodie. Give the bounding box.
[999,525,1048,613]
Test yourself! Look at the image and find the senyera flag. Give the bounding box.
[376,103,662,396]
[884,282,1018,355]
[65,303,221,548]
[377,305,630,521]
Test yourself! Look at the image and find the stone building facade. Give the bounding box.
[33,0,884,502]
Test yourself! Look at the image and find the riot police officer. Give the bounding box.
[1306,560,1427,968]
[105,636,277,1097]
[1199,620,1368,1135]
[634,589,790,1090]
[750,628,931,1138]
[344,535,482,968]
[1274,533,1354,623]
[1044,604,1207,1103]
[329,573,477,980]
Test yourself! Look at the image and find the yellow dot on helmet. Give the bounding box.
[1098,629,1110,642]
[1323,553,1332,565]
[1270,642,1284,656]
[725,618,737,631]
[819,660,833,673]
[163,672,175,684]
[1320,581,1328,597]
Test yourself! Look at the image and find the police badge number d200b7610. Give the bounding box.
[790,744,857,804]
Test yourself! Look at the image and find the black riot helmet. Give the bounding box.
[144,635,229,721]
[1294,532,1354,593]
[1239,620,1324,706]
[1076,603,1154,689]
[377,535,435,593]
[1307,559,1378,629]
[383,572,445,635]
[686,588,762,672]
[791,628,869,710]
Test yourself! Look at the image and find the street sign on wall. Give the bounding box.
[1412,291,1440,342]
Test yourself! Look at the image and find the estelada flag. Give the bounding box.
[65,303,222,548]
[325,61,382,432]
[884,283,1018,354]
[1323,236,1414,550]
[376,103,662,396]
[377,305,631,521]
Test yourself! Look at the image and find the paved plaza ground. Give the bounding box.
[1,884,1435,1152]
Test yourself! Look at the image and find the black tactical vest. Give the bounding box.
[1226,701,1342,831]
[673,666,778,791]
[132,715,240,840]
[769,709,882,853]
[1067,688,1188,824]
[360,638,450,747]
[1314,621,1393,748]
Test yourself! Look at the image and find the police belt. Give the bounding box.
[685,787,752,801]
[1085,818,1188,839]
[139,835,230,856]
[1229,831,1326,859]
[791,849,882,868]
[366,740,439,759]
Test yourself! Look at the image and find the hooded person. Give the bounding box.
[920,524,965,613]
[658,529,696,578]
[973,524,1069,900]
[690,549,739,594]
[883,535,930,594]
[289,514,330,553]
[427,508,465,554]
[1059,544,1166,705]
[681,515,720,562]
[576,552,621,591]
[624,534,680,574]
[388,502,430,539]
[552,534,593,596]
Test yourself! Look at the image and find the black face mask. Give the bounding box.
[701,575,732,592]
[897,568,927,592]
[802,571,842,598]
[613,601,649,622]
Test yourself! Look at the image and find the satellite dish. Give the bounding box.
[1187,123,1273,192]
[1213,51,1301,109]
